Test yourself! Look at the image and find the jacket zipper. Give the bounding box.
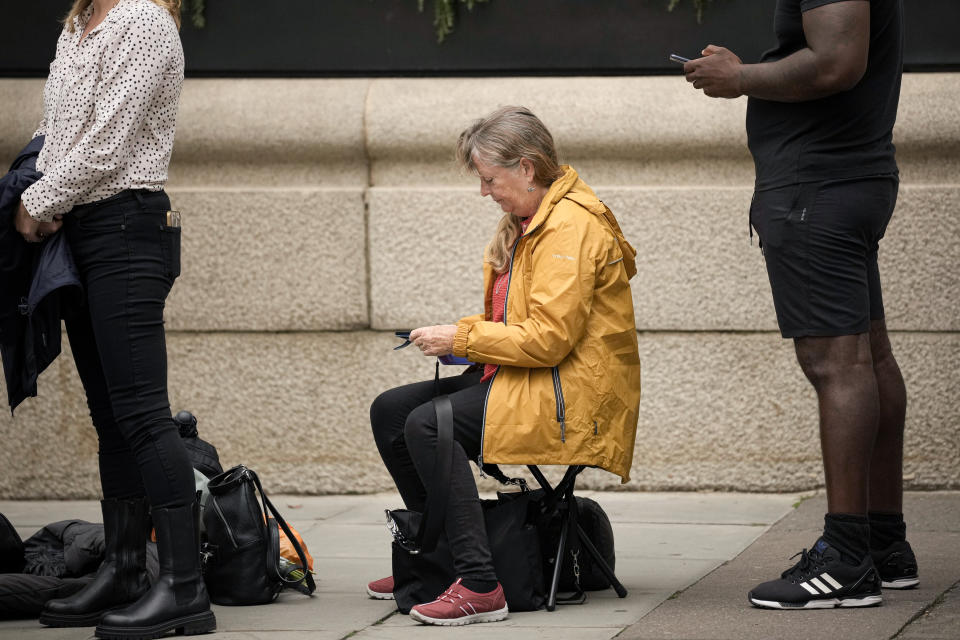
[212,497,239,549]
[478,235,522,473]
[552,365,567,442]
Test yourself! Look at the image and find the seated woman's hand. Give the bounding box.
[409,324,458,357]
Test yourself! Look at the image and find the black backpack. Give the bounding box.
[201,465,315,605]
[174,410,223,479]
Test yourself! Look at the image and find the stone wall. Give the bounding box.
[1,75,957,498]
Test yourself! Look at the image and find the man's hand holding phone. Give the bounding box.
[680,45,745,99]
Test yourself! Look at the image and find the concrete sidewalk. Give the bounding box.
[619,491,960,640]
[0,491,956,640]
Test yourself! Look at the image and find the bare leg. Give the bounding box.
[794,332,879,515]
[866,318,907,513]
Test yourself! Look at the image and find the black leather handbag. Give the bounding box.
[201,465,315,605]
[388,395,546,614]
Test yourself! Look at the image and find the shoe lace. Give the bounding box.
[436,585,465,605]
[781,547,825,582]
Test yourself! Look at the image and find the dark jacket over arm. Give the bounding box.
[0,137,82,412]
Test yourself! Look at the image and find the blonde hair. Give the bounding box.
[456,106,564,274]
[64,0,182,31]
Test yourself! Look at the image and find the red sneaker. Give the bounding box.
[409,579,508,626]
[366,576,394,600]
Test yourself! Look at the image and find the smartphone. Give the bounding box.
[669,53,691,64]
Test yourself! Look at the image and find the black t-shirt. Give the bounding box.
[746,0,903,190]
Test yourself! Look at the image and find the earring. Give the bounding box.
[527,186,535,192]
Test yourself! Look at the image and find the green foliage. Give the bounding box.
[181,0,206,29]
[182,1,716,39]
[667,0,714,23]
[417,0,489,43]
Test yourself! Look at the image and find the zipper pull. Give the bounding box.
[476,454,487,478]
[560,419,566,443]
[593,420,598,435]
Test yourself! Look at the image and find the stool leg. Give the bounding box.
[547,513,569,612]
[576,523,628,598]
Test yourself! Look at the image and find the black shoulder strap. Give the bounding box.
[248,469,316,596]
[416,394,454,554]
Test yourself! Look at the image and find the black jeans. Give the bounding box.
[62,190,195,509]
[370,371,497,582]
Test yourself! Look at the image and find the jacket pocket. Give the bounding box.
[551,366,566,443]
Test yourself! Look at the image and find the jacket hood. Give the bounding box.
[528,165,637,279]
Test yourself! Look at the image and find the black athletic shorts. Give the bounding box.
[749,175,899,339]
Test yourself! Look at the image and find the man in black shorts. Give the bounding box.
[682,0,918,609]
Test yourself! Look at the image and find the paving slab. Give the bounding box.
[215,592,395,635]
[354,625,621,639]
[895,581,960,640]
[270,494,401,524]
[0,491,802,640]
[612,522,769,561]
[0,501,105,528]
[618,492,960,640]
[591,491,805,525]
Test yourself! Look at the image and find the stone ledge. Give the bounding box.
[164,188,368,331]
[365,74,960,185]
[368,184,960,333]
[1,330,955,498]
[0,78,372,187]
[3,75,957,187]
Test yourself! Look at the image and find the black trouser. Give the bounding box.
[370,371,497,582]
[62,190,195,509]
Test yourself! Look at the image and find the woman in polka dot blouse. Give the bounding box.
[17,1,216,638]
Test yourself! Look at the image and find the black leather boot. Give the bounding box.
[40,497,151,627]
[95,502,216,639]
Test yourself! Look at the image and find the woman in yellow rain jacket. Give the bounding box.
[367,106,641,626]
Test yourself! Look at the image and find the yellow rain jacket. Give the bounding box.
[452,166,641,482]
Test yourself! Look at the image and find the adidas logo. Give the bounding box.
[798,572,843,595]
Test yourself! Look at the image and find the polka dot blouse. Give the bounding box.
[21,0,184,222]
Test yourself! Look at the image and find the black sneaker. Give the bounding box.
[871,540,919,589]
[748,539,882,609]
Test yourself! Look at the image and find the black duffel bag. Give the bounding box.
[537,494,616,592]
[388,395,546,614]
[389,489,546,614]
[201,465,315,605]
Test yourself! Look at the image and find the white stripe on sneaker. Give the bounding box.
[809,577,832,593]
[800,582,820,595]
[821,573,843,590]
